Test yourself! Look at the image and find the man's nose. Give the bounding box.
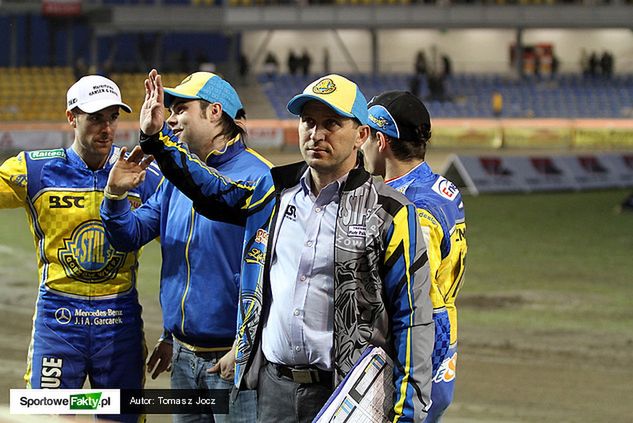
[102,120,115,133]
[310,125,325,141]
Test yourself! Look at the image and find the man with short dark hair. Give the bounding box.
[362,91,468,423]
[0,75,162,423]
[137,70,434,422]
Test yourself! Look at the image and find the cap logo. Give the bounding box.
[369,114,388,129]
[88,84,117,97]
[312,78,336,95]
[68,98,78,107]
[180,75,193,85]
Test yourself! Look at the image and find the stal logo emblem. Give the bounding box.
[55,308,72,325]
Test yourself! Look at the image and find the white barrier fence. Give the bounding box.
[443,153,633,195]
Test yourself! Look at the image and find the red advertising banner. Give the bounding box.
[42,0,82,17]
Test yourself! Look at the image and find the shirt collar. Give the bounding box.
[385,161,432,184]
[299,168,348,204]
[67,145,116,171]
[204,134,245,167]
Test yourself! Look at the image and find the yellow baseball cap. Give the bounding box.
[163,72,244,119]
[286,74,368,124]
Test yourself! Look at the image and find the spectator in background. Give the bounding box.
[492,90,503,118]
[427,71,448,102]
[300,49,312,76]
[601,51,614,78]
[362,91,468,423]
[239,53,250,84]
[588,52,599,77]
[441,54,452,78]
[579,48,589,76]
[534,53,541,78]
[323,48,330,73]
[415,50,428,76]
[288,50,299,75]
[263,51,279,80]
[409,73,422,98]
[551,55,560,78]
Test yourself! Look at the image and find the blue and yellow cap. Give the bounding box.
[164,72,244,119]
[286,74,368,124]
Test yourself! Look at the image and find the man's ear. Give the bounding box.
[67,110,76,128]
[209,103,223,122]
[355,124,370,149]
[376,131,390,153]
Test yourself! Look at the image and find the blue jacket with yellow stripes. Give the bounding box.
[141,123,434,422]
[101,135,272,349]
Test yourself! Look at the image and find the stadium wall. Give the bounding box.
[242,28,633,74]
[2,119,633,152]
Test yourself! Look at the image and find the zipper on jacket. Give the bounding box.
[180,208,197,336]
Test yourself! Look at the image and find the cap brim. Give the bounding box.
[74,100,132,114]
[287,94,355,119]
[164,88,200,108]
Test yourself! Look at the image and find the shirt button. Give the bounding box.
[315,207,322,213]
[295,346,301,352]
[300,275,306,282]
[293,309,300,316]
[306,240,313,247]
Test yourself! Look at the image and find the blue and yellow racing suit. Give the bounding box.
[0,147,161,422]
[386,162,467,423]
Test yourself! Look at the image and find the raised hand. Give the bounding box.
[105,146,154,196]
[140,69,165,136]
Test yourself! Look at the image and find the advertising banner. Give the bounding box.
[431,120,502,149]
[247,126,284,149]
[0,130,68,151]
[553,155,622,190]
[573,128,633,149]
[503,126,573,149]
[42,0,82,17]
[442,155,528,195]
[442,153,633,195]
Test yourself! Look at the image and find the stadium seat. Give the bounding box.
[255,71,633,119]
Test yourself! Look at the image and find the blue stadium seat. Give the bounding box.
[257,72,633,119]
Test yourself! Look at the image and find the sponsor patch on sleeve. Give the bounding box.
[28,149,66,161]
[432,177,458,201]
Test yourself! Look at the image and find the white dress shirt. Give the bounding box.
[262,170,346,371]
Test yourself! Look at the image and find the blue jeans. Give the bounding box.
[172,341,257,423]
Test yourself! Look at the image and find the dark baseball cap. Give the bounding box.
[367,91,431,142]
